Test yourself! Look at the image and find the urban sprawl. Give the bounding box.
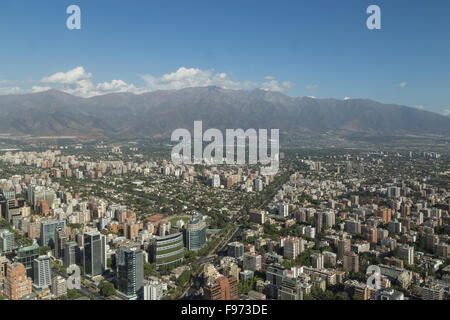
[0,144,448,301]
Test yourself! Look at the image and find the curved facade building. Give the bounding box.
[149,232,184,267]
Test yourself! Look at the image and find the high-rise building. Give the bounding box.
[434,243,448,259]
[337,238,351,260]
[51,275,67,297]
[422,285,444,300]
[148,231,184,267]
[83,231,106,277]
[398,244,414,265]
[33,255,52,289]
[116,246,144,298]
[278,276,304,300]
[254,179,263,192]
[0,229,16,253]
[203,276,238,300]
[40,219,66,248]
[388,186,401,198]
[212,174,221,188]
[0,255,9,283]
[249,209,265,225]
[185,216,207,251]
[63,242,78,267]
[266,264,286,288]
[344,219,361,234]
[15,242,40,279]
[278,204,289,217]
[4,262,32,300]
[314,212,323,235]
[343,252,359,273]
[323,212,335,228]
[311,253,324,270]
[143,280,163,300]
[227,242,244,258]
[283,237,304,260]
[243,253,262,272]
[323,251,337,267]
[54,229,67,259]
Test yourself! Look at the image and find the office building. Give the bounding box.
[185,216,207,251]
[116,246,144,298]
[63,241,78,267]
[148,231,184,267]
[54,229,67,259]
[40,219,66,248]
[15,242,40,279]
[83,231,106,277]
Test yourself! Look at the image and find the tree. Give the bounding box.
[66,289,83,300]
[40,246,51,255]
[143,262,155,277]
[177,270,192,287]
[99,280,116,297]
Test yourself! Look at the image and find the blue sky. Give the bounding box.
[0,0,449,115]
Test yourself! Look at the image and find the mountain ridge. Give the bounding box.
[0,87,449,142]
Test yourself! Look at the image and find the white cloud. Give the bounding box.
[140,67,244,91]
[0,87,23,95]
[1,66,293,97]
[344,97,351,100]
[306,96,316,99]
[96,80,138,93]
[40,66,92,85]
[306,84,318,90]
[443,109,450,116]
[399,82,407,88]
[260,77,293,93]
[32,86,52,93]
[415,105,425,110]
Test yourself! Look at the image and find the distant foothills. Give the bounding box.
[0,87,449,144]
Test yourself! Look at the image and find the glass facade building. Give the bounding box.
[116,247,144,297]
[40,219,66,248]
[185,216,207,251]
[83,231,106,277]
[15,242,40,279]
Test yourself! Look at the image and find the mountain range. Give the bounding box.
[0,87,449,143]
